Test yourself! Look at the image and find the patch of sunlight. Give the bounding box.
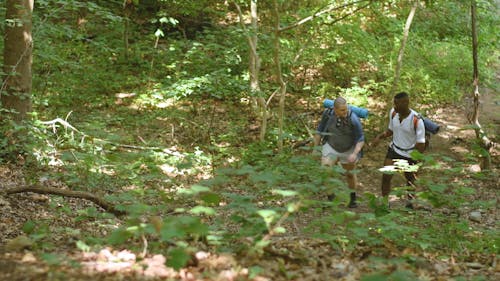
[156,99,176,108]
[159,164,186,177]
[121,185,140,191]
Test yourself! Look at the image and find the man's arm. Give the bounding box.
[414,118,426,153]
[371,109,394,146]
[353,141,364,155]
[371,129,393,146]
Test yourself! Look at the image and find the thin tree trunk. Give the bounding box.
[123,0,135,61]
[1,0,33,123]
[249,1,268,142]
[390,0,418,96]
[234,1,267,141]
[470,0,493,169]
[272,0,287,151]
[124,17,130,61]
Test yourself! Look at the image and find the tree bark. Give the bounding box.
[233,1,268,141]
[249,1,268,142]
[272,0,287,151]
[469,0,493,169]
[389,0,418,97]
[1,0,33,123]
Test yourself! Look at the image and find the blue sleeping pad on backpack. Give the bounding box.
[422,117,440,134]
[323,99,369,119]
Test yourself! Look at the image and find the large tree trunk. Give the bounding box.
[1,0,33,123]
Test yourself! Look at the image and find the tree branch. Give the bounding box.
[3,185,126,216]
[279,0,371,32]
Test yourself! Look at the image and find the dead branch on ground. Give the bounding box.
[2,185,126,216]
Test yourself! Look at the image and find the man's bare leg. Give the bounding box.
[341,162,358,208]
[381,158,394,197]
[322,156,338,201]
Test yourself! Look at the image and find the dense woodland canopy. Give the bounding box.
[0,1,499,280]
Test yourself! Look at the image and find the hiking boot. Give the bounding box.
[405,193,415,209]
[348,192,358,208]
[348,200,358,208]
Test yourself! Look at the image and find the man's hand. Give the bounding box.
[371,130,392,147]
[347,153,357,163]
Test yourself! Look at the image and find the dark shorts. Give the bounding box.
[385,146,417,165]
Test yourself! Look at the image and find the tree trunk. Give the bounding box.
[123,0,134,61]
[272,0,287,151]
[469,0,493,169]
[248,1,267,142]
[1,0,33,123]
[233,1,267,141]
[389,0,418,97]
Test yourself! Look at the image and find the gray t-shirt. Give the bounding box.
[316,109,365,153]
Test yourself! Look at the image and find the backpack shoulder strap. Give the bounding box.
[412,112,423,133]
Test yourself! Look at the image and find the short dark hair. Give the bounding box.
[334,96,347,108]
[394,92,409,100]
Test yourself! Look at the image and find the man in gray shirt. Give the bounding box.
[314,97,365,208]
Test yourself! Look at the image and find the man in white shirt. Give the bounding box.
[371,92,426,199]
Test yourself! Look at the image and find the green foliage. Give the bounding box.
[1,0,498,276]
[401,40,472,103]
[166,247,191,270]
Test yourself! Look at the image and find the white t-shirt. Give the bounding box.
[388,108,426,158]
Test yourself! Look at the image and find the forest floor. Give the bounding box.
[0,86,498,280]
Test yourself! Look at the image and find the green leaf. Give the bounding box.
[40,253,63,266]
[389,269,418,281]
[272,189,298,197]
[255,239,270,249]
[250,171,279,184]
[22,220,36,235]
[189,206,215,216]
[361,273,387,281]
[249,266,263,279]
[257,209,277,226]
[182,218,209,236]
[166,247,190,270]
[287,202,300,213]
[178,184,210,195]
[273,226,286,234]
[108,228,131,245]
[154,29,164,38]
[200,192,221,205]
[160,222,186,241]
[76,240,90,252]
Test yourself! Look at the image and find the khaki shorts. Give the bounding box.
[321,143,358,165]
